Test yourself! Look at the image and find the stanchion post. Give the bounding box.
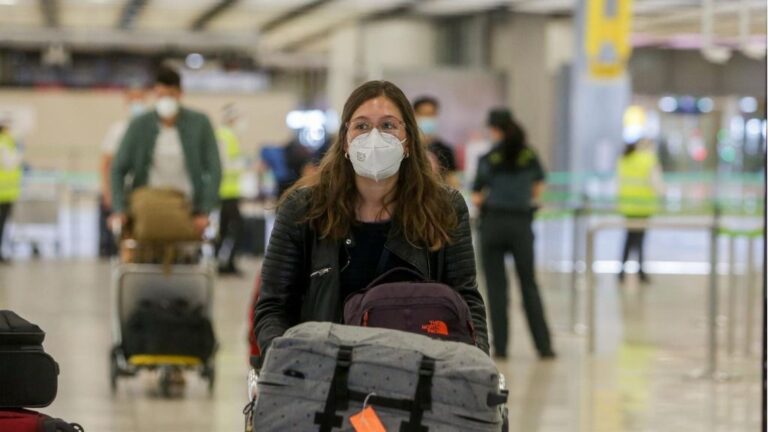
[569,203,583,333]
[726,234,737,356]
[586,226,596,354]
[704,205,721,376]
[744,235,756,356]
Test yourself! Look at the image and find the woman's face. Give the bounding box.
[345,96,408,154]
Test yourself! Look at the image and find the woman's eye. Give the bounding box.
[381,122,396,130]
[355,123,370,130]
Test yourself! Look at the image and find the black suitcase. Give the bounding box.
[123,299,216,360]
[0,310,59,408]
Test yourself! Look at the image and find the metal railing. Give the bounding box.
[571,209,763,380]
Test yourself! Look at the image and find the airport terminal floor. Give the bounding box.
[0,241,762,432]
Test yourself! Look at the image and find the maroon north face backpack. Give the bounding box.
[343,267,477,346]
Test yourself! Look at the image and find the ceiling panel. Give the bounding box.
[0,1,42,27]
[61,2,121,29]
[207,0,315,32]
[135,0,218,30]
[258,0,411,50]
[0,0,765,55]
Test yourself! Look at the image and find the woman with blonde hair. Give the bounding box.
[254,80,489,355]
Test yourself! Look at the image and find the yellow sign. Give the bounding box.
[585,0,634,79]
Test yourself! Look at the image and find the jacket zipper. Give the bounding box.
[310,267,331,278]
[341,237,352,273]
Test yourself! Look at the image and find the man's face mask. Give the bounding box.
[129,102,146,118]
[347,128,405,182]
[417,117,438,136]
[156,97,179,119]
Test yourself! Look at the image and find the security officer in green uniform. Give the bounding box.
[216,104,246,275]
[472,108,555,360]
[0,120,22,263]
[617,141,661,283]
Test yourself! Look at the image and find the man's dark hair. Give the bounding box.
[155,65,181,89]
[413,96,439,112]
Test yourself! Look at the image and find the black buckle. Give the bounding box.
[418,360,435,375]
[337,346,353,366]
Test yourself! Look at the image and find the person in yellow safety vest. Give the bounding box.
[0,120,22,263]
[617,140,663,284]
[215,104,246,275]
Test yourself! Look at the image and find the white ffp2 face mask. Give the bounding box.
[348,128,405,182]
[156,97,179,119]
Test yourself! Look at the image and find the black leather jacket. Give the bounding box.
[254,187,490,354]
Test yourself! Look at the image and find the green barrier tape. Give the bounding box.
[545,171,764,187]
[717,227,764,238]
[535,209,576,221]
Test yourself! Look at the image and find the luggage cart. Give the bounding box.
[109,240,216,397]
[8,181,63,257]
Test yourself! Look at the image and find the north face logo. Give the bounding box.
[421,320,449,336]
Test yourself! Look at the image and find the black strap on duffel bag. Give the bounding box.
[0,310,59,408]
[313,345,437,432]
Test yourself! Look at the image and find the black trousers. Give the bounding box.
[98,196,117,257]
[621,226,647,274]
[479,211,553,356]
[216,198,243,270]
[0,202,11,258]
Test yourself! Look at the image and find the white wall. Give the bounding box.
[327,18,437,115]
[363,19,437,80]
[0,89,299,172]
[491,15,574,168]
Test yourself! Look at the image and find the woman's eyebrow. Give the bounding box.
[350,114,400,122]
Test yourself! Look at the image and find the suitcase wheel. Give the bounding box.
[109,347,119,393]
[202,361,215,396]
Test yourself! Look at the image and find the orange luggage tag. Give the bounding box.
[350,393,387,432]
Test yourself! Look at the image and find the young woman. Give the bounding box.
[254,81,489,355]
[472,108,555,360]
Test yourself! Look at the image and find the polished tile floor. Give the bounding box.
[0,258,762,432]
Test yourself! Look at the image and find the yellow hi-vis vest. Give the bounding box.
[217,127,243,199]
[0,132,21,204]
[617,150,658,217]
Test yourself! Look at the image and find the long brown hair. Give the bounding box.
[282,80,457,250]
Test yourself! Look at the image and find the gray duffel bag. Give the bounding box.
[251,322,508,432]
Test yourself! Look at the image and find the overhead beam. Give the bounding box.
[118,0,150,30]
[281,0,425,52]
[39,0,59,28]
[258,0,336,34]
[191,0,240,31]
[0,28,259,53]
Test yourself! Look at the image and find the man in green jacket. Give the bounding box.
[110,66,222,235]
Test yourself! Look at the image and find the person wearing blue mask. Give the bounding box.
[98,85,147,257]
[413,96,459,188]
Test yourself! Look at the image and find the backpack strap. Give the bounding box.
[314,345,353,432]
[365,266,427,290]
[399,356,435,432]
